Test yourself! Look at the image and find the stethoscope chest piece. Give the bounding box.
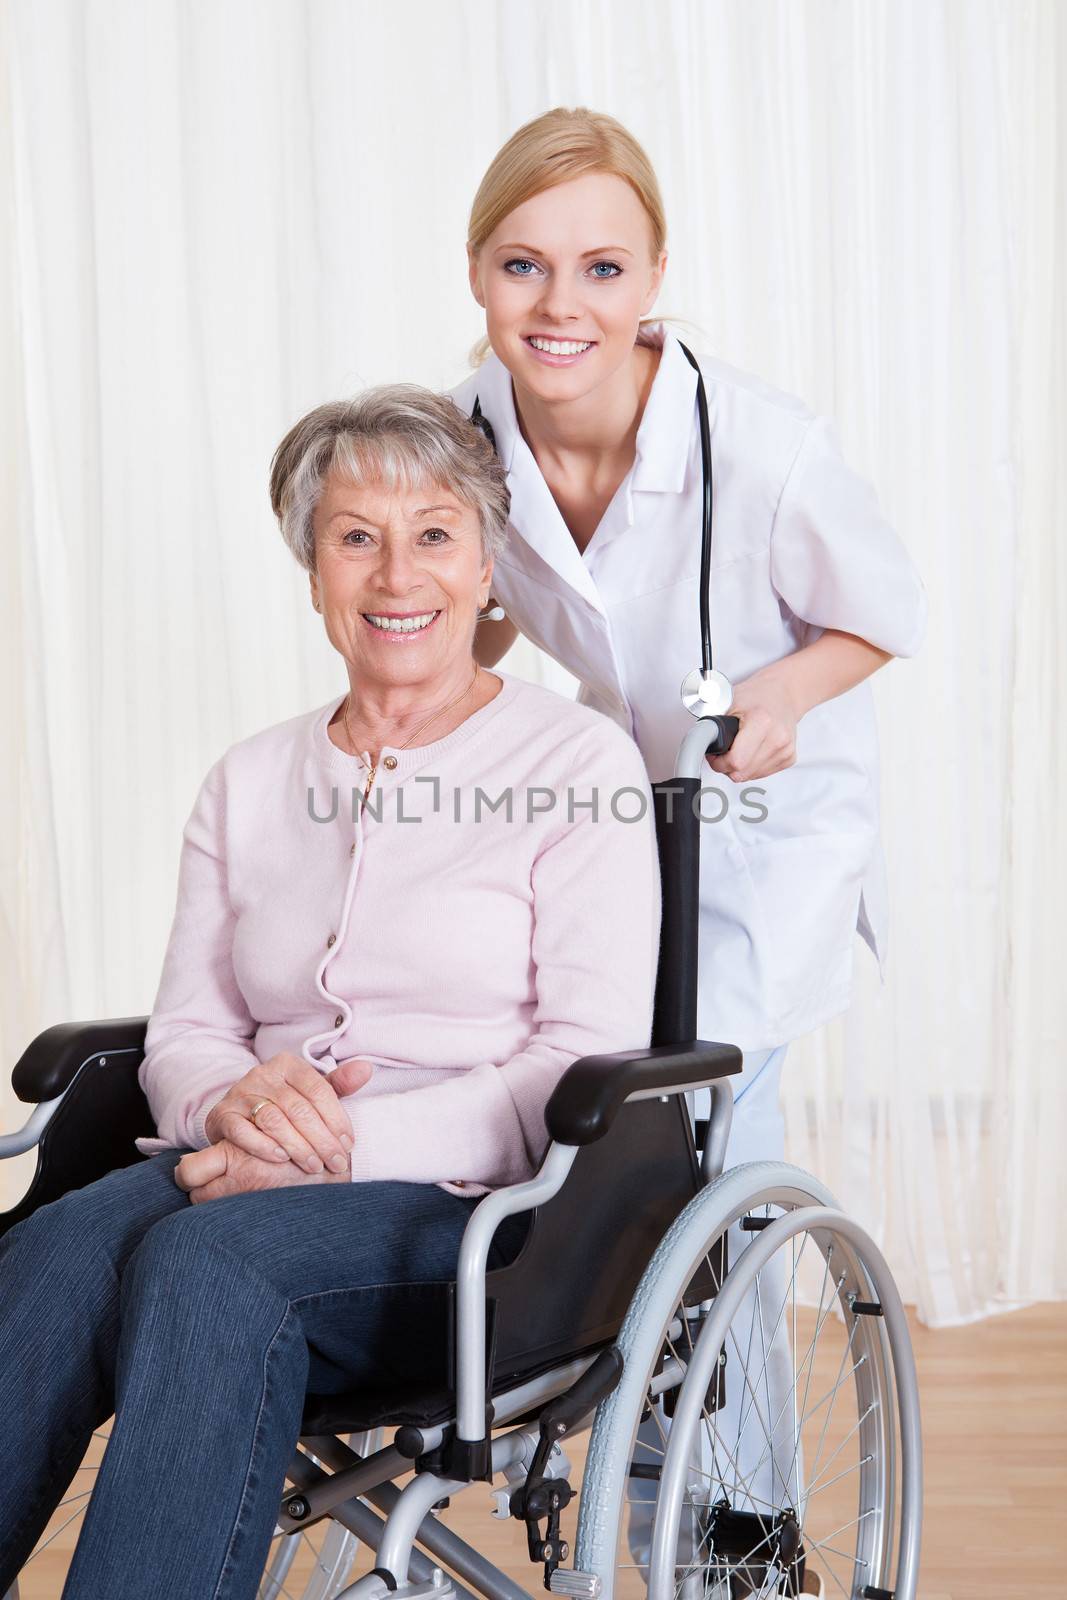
[681,667,733,719]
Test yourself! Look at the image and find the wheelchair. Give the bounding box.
[0,716,922,1600]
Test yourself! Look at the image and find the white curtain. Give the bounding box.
[1,0,1063,1326]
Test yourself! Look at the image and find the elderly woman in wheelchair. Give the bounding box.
[0,387,921,1600]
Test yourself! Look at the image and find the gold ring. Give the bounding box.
[248,1098,273,1123]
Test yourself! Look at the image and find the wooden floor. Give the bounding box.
[910,1301,1067,1596]
[19,1303,1067,1598]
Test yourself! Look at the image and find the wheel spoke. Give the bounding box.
[700,1391,778,1528]
[805,1312,862,1493]
[634,1405,784,1517]
[729,1243,764,1493]
[803,1353,868,1433]
[738,1243,838,1504]
[659,1307,771,1518]
[595,1187,911,1600]
[699,1271,869,1590]
[56,1481,95,1502]
[658,1225,867,1592]
[26,1494,93,1558]
[808,1505,877,1549]
[804,1448,874,1505]
[259,1557,302,1600]
[809,1538,870,1566]
[754,1269,779,1504]
[686,1234,870,1594]
[815,1557,852,1598]
[723,1320,779,1468]
[715,1515,789,1585]
[803,1414,876,1511]
[669,1500,717,1591]
[258,1536,298,1600]
[754,1336,865,1502]
[723,1292,812,1504]
[750,1238,811,1508]
[775,1259,847,1507]
[694,1389,780,1517]
[680,1454,782,1516]
[645,1393,671,1450]
[730,1225,812,1515]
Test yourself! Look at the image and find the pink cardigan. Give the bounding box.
[134,671,662,1194]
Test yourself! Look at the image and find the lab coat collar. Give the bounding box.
[469,349,607,607]
[630,322,700,494]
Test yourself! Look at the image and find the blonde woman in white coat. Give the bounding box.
[449,107,927,1564]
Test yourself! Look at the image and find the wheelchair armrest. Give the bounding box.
[544,1040,742,1146]
[12,1017,149,1104]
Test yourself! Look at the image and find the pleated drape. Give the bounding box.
[1,0,1063,1323]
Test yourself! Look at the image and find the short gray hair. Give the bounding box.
[269,384,510,572]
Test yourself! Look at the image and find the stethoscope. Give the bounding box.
[472,339,735,728]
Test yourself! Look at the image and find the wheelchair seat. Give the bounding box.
[4,1017,718,1438]
[301,1093,714,1436]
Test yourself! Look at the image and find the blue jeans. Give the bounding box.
[0,1149,529,1599]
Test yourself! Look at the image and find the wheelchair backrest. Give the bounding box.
[455,776,724,1398]
[475,1094,720,1396]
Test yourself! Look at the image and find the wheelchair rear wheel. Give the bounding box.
[575,1161,921,1600]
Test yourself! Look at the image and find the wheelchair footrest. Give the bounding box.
[548,1571,601,1599]
[510,1348,624,1588]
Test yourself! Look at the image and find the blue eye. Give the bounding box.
[504,258,539,276]
[421,529,450,544]
[590,261,622,278]
[342,530,370,545]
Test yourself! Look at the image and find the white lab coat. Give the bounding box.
[449,322,928,1051]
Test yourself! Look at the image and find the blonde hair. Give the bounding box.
[467,107,668,367]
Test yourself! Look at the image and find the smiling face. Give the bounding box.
[309,470,493,693]
[468,171,667,401]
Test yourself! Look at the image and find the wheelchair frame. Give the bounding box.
[1,717,922,1600]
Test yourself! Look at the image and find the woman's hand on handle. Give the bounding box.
[200,1052,374,1175]
[706,668,798,782]
[709,629,894,781]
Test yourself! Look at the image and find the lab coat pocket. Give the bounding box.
[740,831,874,1037]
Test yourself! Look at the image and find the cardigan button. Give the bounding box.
[349,843,356,857]
[326,933,336,948]
[334,1014,344,1029]
[383,755,398,770]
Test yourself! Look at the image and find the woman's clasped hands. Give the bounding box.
[174,1053,374,1202]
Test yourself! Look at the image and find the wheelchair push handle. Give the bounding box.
[704,713,739,755]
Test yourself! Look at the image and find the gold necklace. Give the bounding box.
[343,664,481,801]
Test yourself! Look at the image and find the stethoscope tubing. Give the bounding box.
[472,350,712,656]
[676,341,714,678]
[471,343,738,752]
